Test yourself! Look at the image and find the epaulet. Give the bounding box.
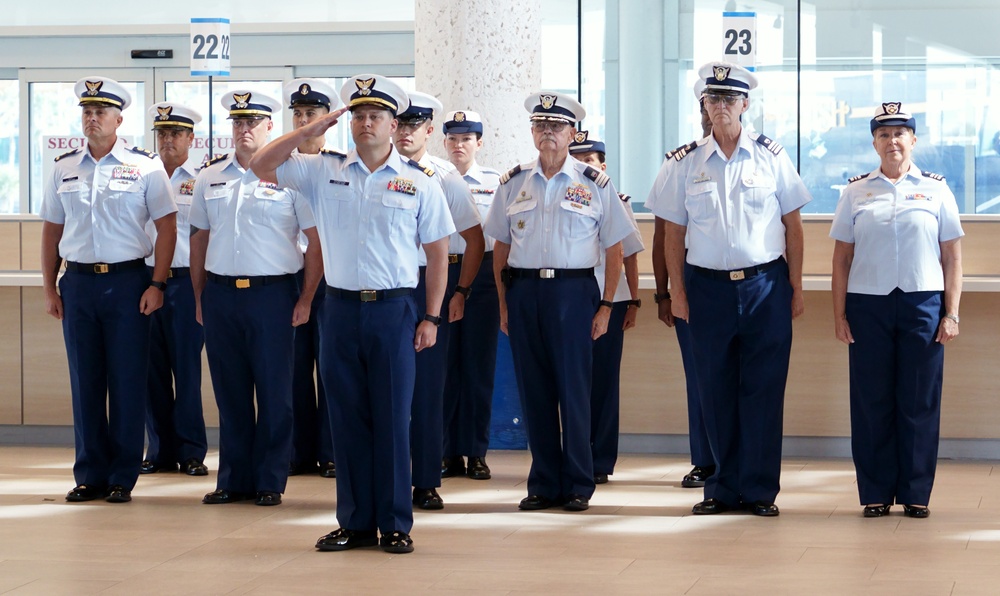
[54,148,80,162]
[583,165,610,188]
[500,164,523,185]
[754,134,783,156]
[128,146,157,159]
[618,192,631,203]
[204,153,229,167]
[407,158,434,177]
[320,148,347,159]
[922,170,945,181]
[665,140,698,162]
[848,172,870,184]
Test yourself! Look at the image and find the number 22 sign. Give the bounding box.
[190,18,231,77]
[722,12,756,71]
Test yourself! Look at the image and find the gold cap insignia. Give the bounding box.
[714,66,730,81]
[883,102,901,115]
[574,131,588,143]
[539,94,557,110]
[299,83,311,96]
[454,111,466,122]
[355,77,375,97]
[156,106,173,121]
[85,80,103,96]
[233,92,251,109]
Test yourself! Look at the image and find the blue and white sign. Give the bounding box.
[722,12,756,71]
[190,18,231,77]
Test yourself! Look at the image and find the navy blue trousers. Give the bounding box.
[675,313,713,468]
[444,252,500,459]
[321,293,417,535]
[202,277,296,494]
[507,276,599,500]
[686,259,792,506]
[590,301,628,476]
[410,263,459,488]
[145,272,207,466]
[291,270,335,468]
[60,267,151,490]
[846,289,944,506]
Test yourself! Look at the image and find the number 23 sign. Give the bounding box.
[722,12,756,71]
[190,18,231,77]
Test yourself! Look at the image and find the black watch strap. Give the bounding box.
[454,284,471,298]
[653,292,671,303]
[150,280,167,291]
[423,313,443,327]
[627,299,641,308]
[599,300,614,310]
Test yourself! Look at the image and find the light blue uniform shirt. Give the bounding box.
[189,153,315,276]
[483,156,636,269]
[456,161,501,252]
[146,159,199,268]
[41,137,176,263]
[647,129,811,270]
[416,154,481,266]
[275,146,456,291]
[829,163,964,295]
[595,194,644,303]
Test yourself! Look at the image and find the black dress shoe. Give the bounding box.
[319,461,336,478]
[863,504,892,518]
[412,487,444,510]
[65,484,105,502]
[181,458,208,476]
[105,485,132,503]
[315,528,378,552]
[563,494,590,511]
[380,531,414,554]
[441,457,465,478]
[140,460,178,474]
[681,465,715,488]
[466,457,491,480]
[518,494,556,511]
[255,491,282,506]
[692,498,733,515]
[288,461,319,476]
[903,505,930,519]
[594,473,609,485]
[202,489,252,504]
[747,501,780,517]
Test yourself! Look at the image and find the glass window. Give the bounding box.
[0,79,18,214]
[29,81,145,214]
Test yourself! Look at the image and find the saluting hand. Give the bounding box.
[301,106,349,139]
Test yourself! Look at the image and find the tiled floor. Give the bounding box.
[1,447,999,594]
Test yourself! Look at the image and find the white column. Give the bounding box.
[414,0,541,172]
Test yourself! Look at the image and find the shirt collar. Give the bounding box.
[700,127,751,166]
[175,158,199,180]
[871,162,921,184]
[83,137,128,164]
[527,153,576,182]
[345,145,404,176]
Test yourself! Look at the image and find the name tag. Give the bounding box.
[330,179,350,186]
[108,179,134,192]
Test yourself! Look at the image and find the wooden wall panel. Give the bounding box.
[22,286,72,424]
[0,222,21,270]
[20,221,43,271]
[0,288,21,423]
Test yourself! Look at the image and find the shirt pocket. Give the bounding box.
[506,197,537,240]
[381,191,418,238]
[684,181,718,220]
[559,199,599,239]
[104,181,146,220]
[251,186,294,226]
[204,185,233,224]
[57,181,90,218]
[740,174,776,215]
[323,184,355,229]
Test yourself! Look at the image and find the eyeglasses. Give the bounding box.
[232,118,267,130]
[531,120,569,132]
[703,94,743,106]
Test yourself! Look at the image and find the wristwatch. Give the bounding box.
[422,313,443,327]
[626,299,641,308]
[653,292,671,303]
[944,313,960,324]
[149,280,167,291]
[454,284,471,299]
[599,300,614,310]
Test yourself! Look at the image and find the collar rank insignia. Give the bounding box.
[714,66,730,81]
[454,111,466,122]
[883,102,901,115]
[85,80,102,96]
[233,92,251,109]
[156,106,172,121]
[299,83,311,96]
[355,77,375,96]
[574,131,588,143]
[540,94,557,109]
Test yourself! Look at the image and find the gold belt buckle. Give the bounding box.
[94,263,109,274]
[539,269,556,279]
[360,290,378,302]
[729,270,745,281]
[236,278,251,289]
[448,254,460,264]
[167,269,175,278]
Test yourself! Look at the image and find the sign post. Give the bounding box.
[722,12,757,71]
[190,17,231,160]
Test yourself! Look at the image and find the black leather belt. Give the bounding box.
[326,287,413,302]
[448,254,462,265]
[692,258,782,282]
[65,259,144,274]
[207,272,294,289]
[508,267,594,280]
[148,266,191,279]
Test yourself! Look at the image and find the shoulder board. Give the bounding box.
[618,192,631,203]
[407,158,434,177]
[204,153,229,167]
[922,170,945,181]
[754,134,783,156]
[582,165,610,188]
[500,164,523,185]
[848,172,870,184]
[320,148,347,159]
[665,141,698,162]
[128,146,157,159]
[54,148,81,162]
